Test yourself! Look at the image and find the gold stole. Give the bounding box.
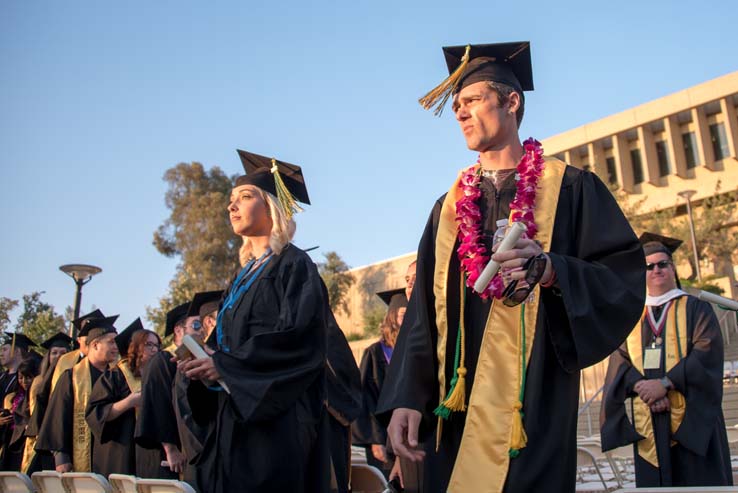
[434,157,566,492]
[164,343,178,357]
[117,359,141,417]
[51,349,81,392]
[71,359,94,472]
[625,297,688,468]
[21,377,42,473]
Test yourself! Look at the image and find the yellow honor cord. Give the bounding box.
[418,45,471,116]
[270,158,303,220]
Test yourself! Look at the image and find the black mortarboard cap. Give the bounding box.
[116,318,144,357]
[187,290,224,319]
[0,332,37,351]
[165,302,191,337]
[376,288,407,306]
[420,41,533,115]
[83,316,119,343]
[235,149,311,210]
[41,332,73,350]
[639,232,683,257]
[78,314,119,338]
[72,309,105,331]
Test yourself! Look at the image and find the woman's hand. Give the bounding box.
[181,356,221,382]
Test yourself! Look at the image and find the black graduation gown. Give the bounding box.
[173,370,214,491]
[0,390,27,471]
[35,363,108,473]
[601,296,732,486]
[85,368,137,475]
[376,166,646,493]
[24,356,59,472]
[188,244,330,493]
[135,350,180,480]
[324,303,362,493]
[0,371,18,406]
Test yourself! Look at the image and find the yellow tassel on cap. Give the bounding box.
[270,159,303,220]
[509,400,527,457]
[419,45,471,116]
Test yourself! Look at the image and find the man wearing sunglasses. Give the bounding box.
[601,232,731,487]
[136,301,201,482]
[377,41,646,493]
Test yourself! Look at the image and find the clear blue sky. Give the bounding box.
[2,0,736,330]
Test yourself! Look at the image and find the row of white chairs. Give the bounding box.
[0,471,195,493]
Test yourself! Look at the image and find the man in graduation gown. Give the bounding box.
[135,301,201,480]
[376,41,646,493]
[35,316,134,475]
[601,233,732,486]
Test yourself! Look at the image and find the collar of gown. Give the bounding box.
[646,288,687,307]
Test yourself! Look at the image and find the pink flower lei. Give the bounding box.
[456,138,545,299]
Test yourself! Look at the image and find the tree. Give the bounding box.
[148,162,241,335]
[13,291,66,345]
[318,251,355,317]
[0,297,19,333]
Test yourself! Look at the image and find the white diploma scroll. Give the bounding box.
[697,290,738,311]
[473,221,528,294]
[182,334,231,394]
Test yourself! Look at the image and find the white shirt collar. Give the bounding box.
[645,288,687,307]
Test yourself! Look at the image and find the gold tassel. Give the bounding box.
[418,45,471,116]
[270,159,303,220]
[509,400,527,457]
[441,367,467,412]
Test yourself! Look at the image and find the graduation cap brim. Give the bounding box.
[165,302,192,337]
[78,314,119,337]
[72,309,105,331]
[639,232,683,257]
[116,318,145,357]
[0,333,37,351]
[376,288,407,306]
[442,41,533,93]
[235,149,310,205]
[41,332,74,350]
[187,290,224,318]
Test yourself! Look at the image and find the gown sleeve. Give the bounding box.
[542,169,646,372]
[667,298,725,455]
[135,352,180,448]
[211,252,328,423]
[600,341,645,451]
[35,370,74,455]
[86,370,133,445]
[351,345,386,445]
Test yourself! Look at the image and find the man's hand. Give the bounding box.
[492,238,553,284]
[387,408,425,462]
[181,356,221,382]
[649,396,671,413]
[634,379,668,405]
[0,414,13,426]
[127,391,142,409]
[371,444,387,463]
[162,442,186,474]
[56,463,73,473]
[389,456,404,489]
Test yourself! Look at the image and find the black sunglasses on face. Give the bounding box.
[646,260,672,271]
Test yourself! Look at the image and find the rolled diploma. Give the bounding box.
[182,334,231,394]
[473,221,527,294]
[697,290,738,311]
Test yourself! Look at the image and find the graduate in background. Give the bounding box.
[22,332,73,473]
[135,302,200,480]
[36,316,131,475]
[353,289,407,477]
[180,150,330,493]
[602,233,732,486]
[0,332,34,404]
[377,42,645,493]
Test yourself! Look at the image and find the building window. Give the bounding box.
[655,141,671,177]
[709,122,730,160]
[682,132,698,169]
[605,157,618,185]
[630,149,644,184]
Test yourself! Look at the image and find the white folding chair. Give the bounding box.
[109,474,138,493]
[61,472,113,493]
[576,447,619,492]
[350,463,387,493]
[31,471,65,493]
[135,478,196,493]
[0,471,35,493]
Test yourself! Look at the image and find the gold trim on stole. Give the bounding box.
[625,296,688,468]
[117,359,141,418]
[51,349,81,392]
[21,377,43,473]
[434,157,566,492]
[72,359,93,472]
[164,343,178,357]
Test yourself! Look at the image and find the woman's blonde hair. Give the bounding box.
[238,187,296,266]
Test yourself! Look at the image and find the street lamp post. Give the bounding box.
[59,264,102,339]
[677,190,702,283]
